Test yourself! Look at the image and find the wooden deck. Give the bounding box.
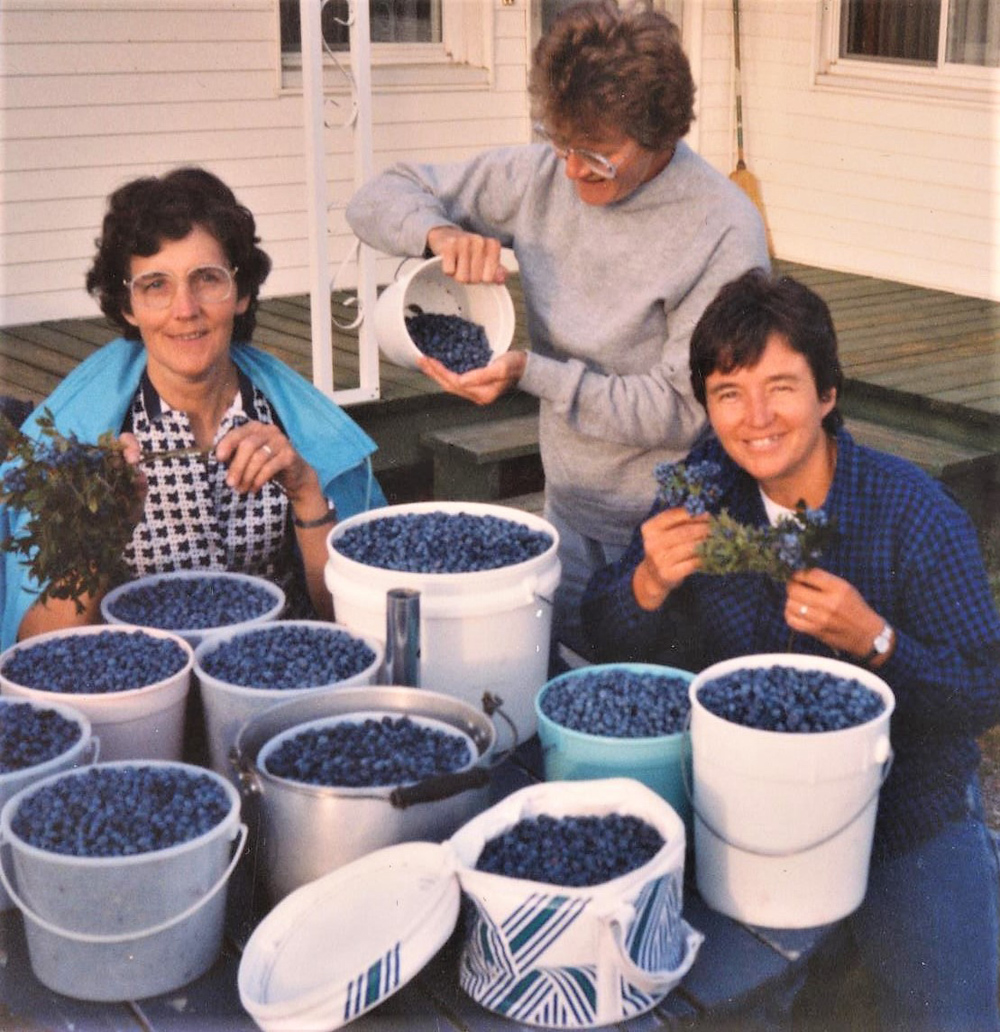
[2,260,999,516]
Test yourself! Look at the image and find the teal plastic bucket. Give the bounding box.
[535,663,695,834]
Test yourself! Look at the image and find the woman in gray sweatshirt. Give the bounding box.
[346,0,770,659]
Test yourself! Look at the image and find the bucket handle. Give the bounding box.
[0,823,247,945]
[389,766,491,809]
[682,725,894,858]
[597,905,704,1001]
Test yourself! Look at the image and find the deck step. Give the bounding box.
[420,412,1000,526]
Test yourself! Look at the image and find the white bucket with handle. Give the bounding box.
[372,256,515,369]
[689,653,894,928]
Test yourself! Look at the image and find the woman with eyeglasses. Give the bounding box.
[346,0,770,661]
[4,167,385,647]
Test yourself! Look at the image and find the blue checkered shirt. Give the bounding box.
[582,428,1000,860]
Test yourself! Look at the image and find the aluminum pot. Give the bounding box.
[231,685,500,903]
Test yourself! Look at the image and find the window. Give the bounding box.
[278,0,490,90]
[839,0,1000,68]
[279,0,441,54]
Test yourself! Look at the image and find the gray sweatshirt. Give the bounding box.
[346,141,770,544]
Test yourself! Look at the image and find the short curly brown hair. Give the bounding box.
[529,0,695,151]
[85,167,271,343]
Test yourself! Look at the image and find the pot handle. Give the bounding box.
[0,823,248,945]
[389,766,491,809]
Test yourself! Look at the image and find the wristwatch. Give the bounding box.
[864,622,894,665]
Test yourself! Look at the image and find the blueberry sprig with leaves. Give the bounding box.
[653,459,836,582]
[0,410,144,612]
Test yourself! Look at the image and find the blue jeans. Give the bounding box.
[543,505,626,662]
[798,779,1000,1032]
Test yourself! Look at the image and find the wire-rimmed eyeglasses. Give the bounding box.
[124,265,239,310]
[532,123,619,180]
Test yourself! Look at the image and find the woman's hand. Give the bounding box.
[426,226,506,285]
[417,351,527,405]
[632,508,711,611]
[215,420,322,508]
[785,568,887,660]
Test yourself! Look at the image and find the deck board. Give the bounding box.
[1,262,998,433]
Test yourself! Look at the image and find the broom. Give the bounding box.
[731,0,774,256]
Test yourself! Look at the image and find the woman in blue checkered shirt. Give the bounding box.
[582,269,1000,1031]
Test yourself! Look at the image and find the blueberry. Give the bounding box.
[696,665,885,733]
[200,625,375,689]
[2,630,187,694]
[0,702,82,773]
[540,669,690,738]
[264,715,473,787]
[405,312,492,374]
[106,574,278,631]
[475,814,664,887]
[11,765,230,857]
[332,511,553,574]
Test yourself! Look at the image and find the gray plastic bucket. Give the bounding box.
[0,761,246,1001]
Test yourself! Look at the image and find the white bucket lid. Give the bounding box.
[238,840,459,1032]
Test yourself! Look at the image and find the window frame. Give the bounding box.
[277,0,493,93]
[815,0,999,105]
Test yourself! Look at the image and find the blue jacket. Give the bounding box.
[1,338,386,648]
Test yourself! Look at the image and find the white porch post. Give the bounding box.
[299,0,380,404]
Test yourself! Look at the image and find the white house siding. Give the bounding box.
[721,0,1000,301]
[0,0,532,328]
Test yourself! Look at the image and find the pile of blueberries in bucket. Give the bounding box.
[105,574,278,631]
[2,630,187,694]
[11,765,230,857]
[333,511,552,574]
[540,668,691,738]
[199,625,375,690]
[0,702,81,773]
[697,665,885,733]
[475,813,665,887]
[264,715,473,788]
[405,311,492,374]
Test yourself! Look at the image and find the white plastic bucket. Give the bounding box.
[689,653,895,928]
[0,761,246,1001]
[0,626,193,762]
[325,501,561,741]
[193,620,384,778]
[0,698,96,910]
[372,256,515,369]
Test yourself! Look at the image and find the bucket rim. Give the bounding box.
[100,569,286,639]
[535,662,695,746]
[232,684,497,799]
[0,625,194,701]
[0,697,93,783]
[0,759,241,866]
[688,652,896,738]
[193,619,384,694]
[325,500,559,581]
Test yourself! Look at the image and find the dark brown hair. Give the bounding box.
[529,0,695,151]
[86,167,271,343]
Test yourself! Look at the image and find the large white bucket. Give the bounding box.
[689,653,894,928]
[193,620,384,779]
[0,761,246,1001]
[325,501,561,741]
[372,257,515,369]
[0,626,193,762]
